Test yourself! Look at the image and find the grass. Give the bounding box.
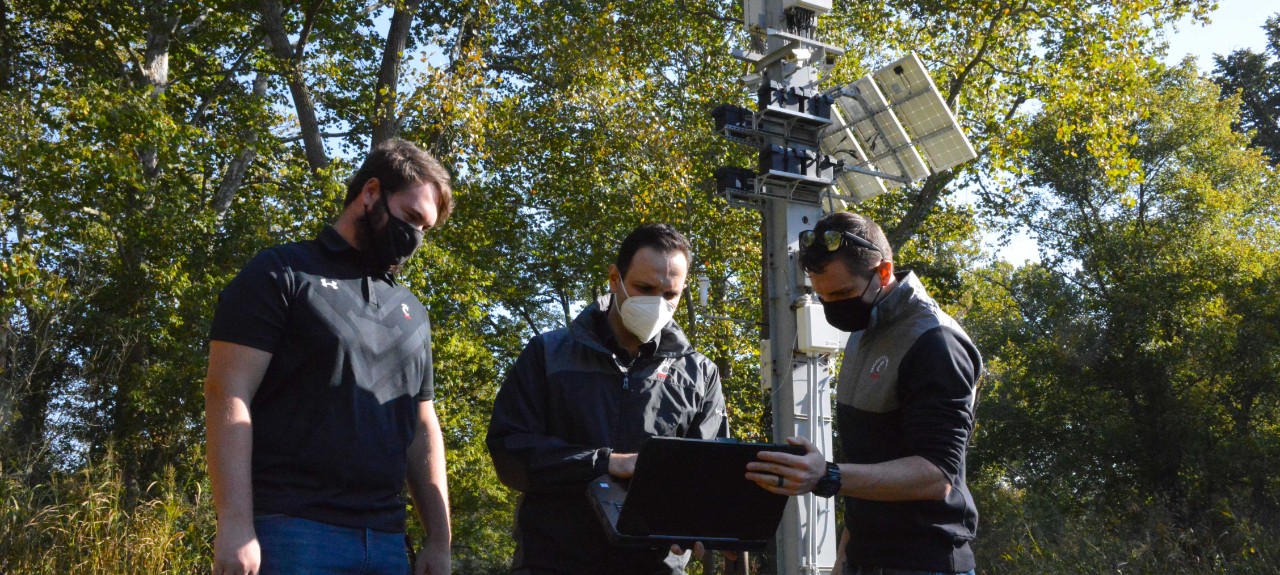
[0,455,213,575]
[3,454,1278,575]
[973,479,1280,575]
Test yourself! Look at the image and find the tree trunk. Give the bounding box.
[259,0,329,172]
[213,71,269,218]
[138,3,177,179]
[371,0,422,148]
[886,172,956,253]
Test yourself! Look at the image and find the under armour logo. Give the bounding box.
[320,279,339,290]
[401,303,411,319]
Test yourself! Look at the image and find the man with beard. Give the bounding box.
[205,139,453,575]
[487,224,734,575]
[744,211,981,575]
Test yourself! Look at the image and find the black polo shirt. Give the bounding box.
[209,225,434,532]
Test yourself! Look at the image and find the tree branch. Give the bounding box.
[258,0,330,172]
[191,35,267,126]
[279,130,359,143]
[176,7,213,36]
[213,71,269,220]
[295,0,325,61]
[371,0,422,148]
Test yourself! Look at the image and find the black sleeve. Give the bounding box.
[208,248,292,352]
[417,311,434,401]
[686,358,730,440]
[897,325,981,484]
[485,336,612,493]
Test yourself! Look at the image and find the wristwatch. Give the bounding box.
[812,462,841,498]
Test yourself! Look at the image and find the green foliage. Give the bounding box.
[1213,13,1280,165]
[972,475,1280,574]
[967,61,1280,518]
[2,0,1280,571]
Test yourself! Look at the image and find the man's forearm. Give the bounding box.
[407,402,451,564]
[205,385,256,529]
[205,340,271,573]
[839,455,950,501]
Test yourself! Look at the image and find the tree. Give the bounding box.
[819,0,1215,266]
[1213,13,1280,165]
[968,61,1280,516]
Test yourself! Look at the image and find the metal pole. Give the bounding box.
[718,3,841,572]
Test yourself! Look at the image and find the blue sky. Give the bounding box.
[1165,0,1274,70]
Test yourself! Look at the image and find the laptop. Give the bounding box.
[587,437,805,551]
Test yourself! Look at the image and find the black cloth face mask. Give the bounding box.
[822,273,883,332]
[361,193,424,272]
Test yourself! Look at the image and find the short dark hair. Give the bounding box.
[799,211,892,276]
[344,139,455,225]
[616,224,693,279]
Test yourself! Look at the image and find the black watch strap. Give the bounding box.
[812,462,841,498]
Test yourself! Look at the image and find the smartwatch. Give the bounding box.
[812,462,841,498]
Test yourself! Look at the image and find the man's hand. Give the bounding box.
[413,535,451,575]
[669,541,706,561]
[212,521,260,575]
[608,452,638,479]
[744,436,827,496]
[670,544,743,574]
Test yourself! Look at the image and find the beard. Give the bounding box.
[357,202,405,275]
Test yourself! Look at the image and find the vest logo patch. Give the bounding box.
[320,279,339,290]
[869,355,889,379]
[654,358,675,381]
[401,303,411,319]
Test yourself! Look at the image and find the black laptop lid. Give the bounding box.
[615,437,805,541]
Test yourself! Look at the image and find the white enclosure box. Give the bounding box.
[784,0,832,14]
[797,300,848,354]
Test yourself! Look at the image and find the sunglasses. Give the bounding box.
[799,229,882,255]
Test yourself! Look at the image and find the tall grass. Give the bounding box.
[0,455,213,574]
[973,478,1280,575]
[4,452,1279,574]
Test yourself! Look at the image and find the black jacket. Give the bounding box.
[486,297,729,574]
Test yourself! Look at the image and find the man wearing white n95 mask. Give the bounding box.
[487,224,732,575]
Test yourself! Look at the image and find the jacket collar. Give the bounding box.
[868,271,931,330]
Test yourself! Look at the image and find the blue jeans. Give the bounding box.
[254,514,410,575]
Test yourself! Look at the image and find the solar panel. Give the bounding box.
[833,76,930,186]
[873,53,977,173]
[819,106,887,201]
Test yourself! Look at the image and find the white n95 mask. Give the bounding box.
[618,282,676,343]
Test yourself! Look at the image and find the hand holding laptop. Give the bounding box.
[744,436,826,495]
[587,437,803,551]
[608,452,638,478]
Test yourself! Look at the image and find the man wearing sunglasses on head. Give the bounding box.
[745,211,982,575]
[487,224,734,575]
[205,139,453,575]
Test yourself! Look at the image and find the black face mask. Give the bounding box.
[822,273,882,332]
[361,194,424,272]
